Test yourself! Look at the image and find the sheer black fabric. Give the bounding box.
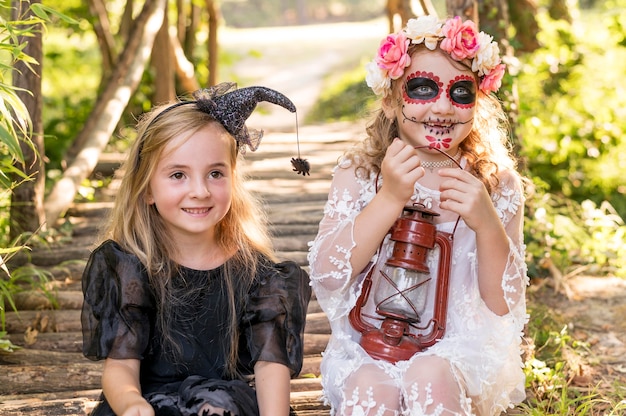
[81,240,311,415]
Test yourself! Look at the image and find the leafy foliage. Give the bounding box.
[0,2,75,351]
[305,63,376,123]
[524,182,626,278]
[0,330,19,352]
[0,4,39,247]
[517,7,626,217]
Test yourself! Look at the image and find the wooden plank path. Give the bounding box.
[0,122,365,415]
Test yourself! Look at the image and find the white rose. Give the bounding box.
[365,61,391,96]
[472,32,501,75]
[404,15,442,50]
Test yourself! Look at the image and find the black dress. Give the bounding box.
[81,240,311,416]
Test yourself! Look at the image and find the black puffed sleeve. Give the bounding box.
[81,240,154,361]
[242,261,311,377]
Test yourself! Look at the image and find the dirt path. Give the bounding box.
[528,275,626,391]
[218,18,387,129]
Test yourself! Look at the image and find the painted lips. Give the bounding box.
[425,136,452,149]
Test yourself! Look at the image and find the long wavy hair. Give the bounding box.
[102,103,276,378]
[346,44,517,195]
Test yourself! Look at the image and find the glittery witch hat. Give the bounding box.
[154,82,309,176]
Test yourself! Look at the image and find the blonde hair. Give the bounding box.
[103,102,276,377]
[347,44,517,195]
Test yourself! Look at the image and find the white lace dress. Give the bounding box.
[307,158,529,416]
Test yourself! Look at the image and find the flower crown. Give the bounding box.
[366,15,506,96]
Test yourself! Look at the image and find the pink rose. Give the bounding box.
[440,16,479,61]
[479,63,506,93]
[375,32,411,80]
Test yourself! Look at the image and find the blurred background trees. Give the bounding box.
[2,0,626,278]
[1,0,625,411]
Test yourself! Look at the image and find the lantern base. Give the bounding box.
[360,318,423,363]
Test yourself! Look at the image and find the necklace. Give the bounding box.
[421,152,462,172]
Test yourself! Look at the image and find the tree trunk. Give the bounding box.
[508,0,540,53]
[184,1,200,58]
[176,0,186,45]
[206,0,219,86]
[417,0,437,15]
[152,2,175,104]
[386,0,414,33]
[44,0,167,225]
[9,0,45,239]
[63,0,118,164]
[475,0,526,169]
[548,0,572,22]
[477,0,508,43]
[87,0,116,77]
[446,0,478,23]
[119,0,134,43]
[171,29,200,94]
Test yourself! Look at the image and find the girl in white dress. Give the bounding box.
[307,15,529,416]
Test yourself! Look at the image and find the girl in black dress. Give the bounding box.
[81,84,311,416]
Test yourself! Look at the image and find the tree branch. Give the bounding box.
[44,0,167,225]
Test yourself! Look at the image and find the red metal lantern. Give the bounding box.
[349,203,454,363]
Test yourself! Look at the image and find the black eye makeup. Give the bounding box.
[447,75,477,108]
[403,71,443,104]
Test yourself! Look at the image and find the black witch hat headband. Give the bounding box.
[145,82,310,176]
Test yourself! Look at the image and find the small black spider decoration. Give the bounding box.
[291,157,310,176]
[290,113,310,176]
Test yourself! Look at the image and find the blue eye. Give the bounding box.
[405,77,441,101]
[448,80,476,105]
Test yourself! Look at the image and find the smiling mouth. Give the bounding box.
[423,121,455,135]
[422,118,473,135]
[423,119,455,128]
[183,207,210,214]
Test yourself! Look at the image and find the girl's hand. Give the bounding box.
[255,361,290,416]
[102,358,152,416]
[379,138,425,205]
[439,168,512,315]
[438,168,499,233]
[120,401,154,416]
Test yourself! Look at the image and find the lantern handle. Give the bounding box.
[348,259,380,334]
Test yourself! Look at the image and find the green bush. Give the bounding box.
[305,64,377,124]
[524,181,626,278]
[517,7,626,217]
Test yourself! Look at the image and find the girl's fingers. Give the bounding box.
[385,140,421,175]
[438,167,475,184]
[440,188,465,204]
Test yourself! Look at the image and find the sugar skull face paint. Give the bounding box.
[404,71,443,104]
[446,75,476,109]
[384,50,477,153]
[403,72,476,109]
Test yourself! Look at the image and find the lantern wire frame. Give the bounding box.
[364,144,463,330]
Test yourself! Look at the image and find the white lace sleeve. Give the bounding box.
[307,160,377,321]
[493,170,529,317]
